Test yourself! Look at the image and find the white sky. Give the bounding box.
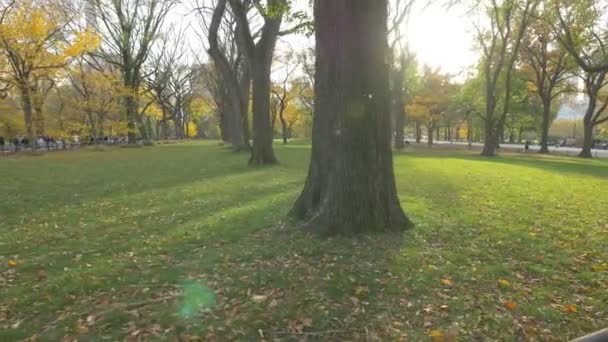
[405,2,478,76]
[170,1,479,76]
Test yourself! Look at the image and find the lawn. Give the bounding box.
[1,141,607,341]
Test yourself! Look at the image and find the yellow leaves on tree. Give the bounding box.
[187,122,198,138]
[406,67,454,129]
[0,0,99,140]
[0,1,99,75]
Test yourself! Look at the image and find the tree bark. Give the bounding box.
[415,121,421,143]
[249,59,278,163]
[19,84,35,144]
[580,115,594,158]
[481,116,497,156]
[239,63,251,149]
[427,124,434,146]
[229,0,280,165]
[208,0,249,150]
[291,0,411,235]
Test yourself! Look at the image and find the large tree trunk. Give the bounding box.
[415,121,421,143]
[19,85,35,145]
[249,57,278,164]
[427,125,434,146]
[291,0,411,235]
[124,94,139,144]
[239,63,252,149]
[33,105,44,137]
[539,97,551,154]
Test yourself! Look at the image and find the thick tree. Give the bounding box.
[228,0,281,164]
[291,0,411,235]
[228,0,309,164]
[198,0,250,150]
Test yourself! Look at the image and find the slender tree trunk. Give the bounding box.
[291,0,411,235]
[447,122,451,141]
[580,116,594,158]
[539,97,551,154]
[415,121,421,143]
[428,125,434,146]
[393,55,406,149]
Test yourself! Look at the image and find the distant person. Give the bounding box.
[524,140,530,152]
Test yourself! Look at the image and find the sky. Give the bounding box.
[405,2,479,76]
[172,1,479,77]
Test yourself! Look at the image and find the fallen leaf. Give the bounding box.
[498,279,510,288]
[440,278,452,286]
[354,285,369,296]
[251,295,267,303]
[429,329,446,342]
[301,317,313,327]
[504,301,517,310]
[7,260,17,267]
[563,304,578,313]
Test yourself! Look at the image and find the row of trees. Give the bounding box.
[466,0,608,158]
[392,0,608,159]
[0,0,314,154]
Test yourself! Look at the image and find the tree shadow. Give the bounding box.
[407,149,608,179]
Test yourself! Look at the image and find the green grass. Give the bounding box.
[1,141,607,341]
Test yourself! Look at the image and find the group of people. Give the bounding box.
[0,134,129,152]
[0,135,65,151]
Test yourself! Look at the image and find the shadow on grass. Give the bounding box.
[407,148,608,179]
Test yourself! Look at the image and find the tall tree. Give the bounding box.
[228,0,309,164]
[521,12,571,153]
[197,0,250,150]
[387,0,415,149]
[271,51,299,144]
[291,0,411,235]
[407,67,454,146]
[93,0,174,143]
[475,0,536,156]
[552,0,608,157]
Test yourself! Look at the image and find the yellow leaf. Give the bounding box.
[498,279,510,288]
[564,304,578,313]
[8,260,17,267]
[429,330,446,342]
[440,278,452,286]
